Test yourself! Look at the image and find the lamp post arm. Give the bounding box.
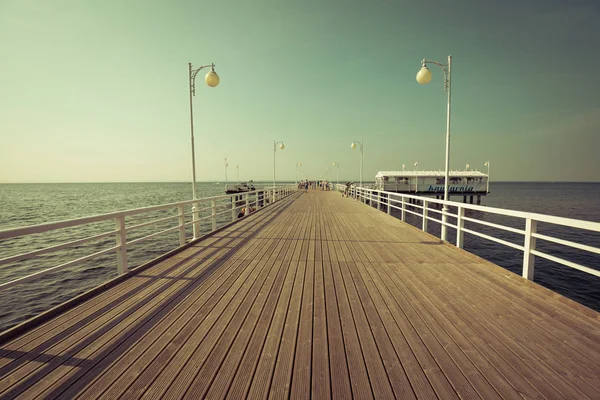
[190,63,215,96]
[422,58,451,93]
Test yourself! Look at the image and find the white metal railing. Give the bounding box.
[337,184,600,282]
[0,185,296,291]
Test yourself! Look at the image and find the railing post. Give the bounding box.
[456,206,464,248]
[523,218,537,280]
[192,203,200,240]
[245,193,250,215]
[211,199,217,231]
[401,196,406,221]
[231,196,237,222]
[115,215,128,275]
[272,188,276,204]
[377,191,381,210]
[387,194,392,215]
[178,205,186,246]
[422,200,428,232]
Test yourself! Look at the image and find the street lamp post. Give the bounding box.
[485,161,490,193]
[296,162,302,184]
[414,161,419,192]
[332,162,339,184]
[350,140,364,187]
[417,55,452,241]
[273,141,285,201]
[188,61,220,239]
[225,158,229,187]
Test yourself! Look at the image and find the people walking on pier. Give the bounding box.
[343,182,352,197]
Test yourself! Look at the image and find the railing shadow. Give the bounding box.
[0,196,297,398]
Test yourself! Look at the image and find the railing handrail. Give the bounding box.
[341,185,600,281]
[0,185,292,240]
[0,185,297,291]
[341,184,600,232]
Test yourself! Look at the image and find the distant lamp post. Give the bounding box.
[225,158,229,186]
[350,140,364,187]
[414,161,419,192]
[466,163,470,171]
[402,164,406,171]
[332,162,339,184]
[296,162,302,184]
[273,141,285,189]
[188,61,220,239]
[417,55,452,241]
[484,161,490,193]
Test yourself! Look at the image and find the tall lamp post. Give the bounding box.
[332,162,339,185]
[296,162,302,184]
[225,158,229,186]
[188,61,220,239]
[350,139,364,187]
[417,55,452,241]
[484,161,490,193]
[414,161,419,192]
[273,141,285,201]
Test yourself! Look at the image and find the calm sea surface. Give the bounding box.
[0,182,599,333]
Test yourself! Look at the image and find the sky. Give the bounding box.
[1,0,599,183]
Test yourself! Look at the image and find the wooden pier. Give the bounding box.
[1,190,599,399]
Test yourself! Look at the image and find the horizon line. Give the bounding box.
[1,180,600,184]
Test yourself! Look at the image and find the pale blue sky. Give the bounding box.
[1,0,599,183]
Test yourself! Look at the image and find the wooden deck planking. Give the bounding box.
[24,198,298,398]
[1,190,599,399]
[415,261,598,398]
[399,260,564,399]
[0,255,223,398]
[116,204,298,399]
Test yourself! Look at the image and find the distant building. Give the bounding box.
[375,170,488,197]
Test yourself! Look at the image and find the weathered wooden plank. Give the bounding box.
[0,256,216,398]
[399,261,554,399]
[57,258,253,400]
[417,261,598,398]
[117,208,296,400]
[310,260,331,399]
[229,260,298,398]
[330,260,373,399]
[337,261,397,398]
[203,260,291,398]
[367,262,481,399]
[321,260,352,399]
[346,260,419,399]
[351,261,440,399]
[181,258,284,398]
[290,259,314,399]
[59,204,297,399]
[267,259,306,399]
